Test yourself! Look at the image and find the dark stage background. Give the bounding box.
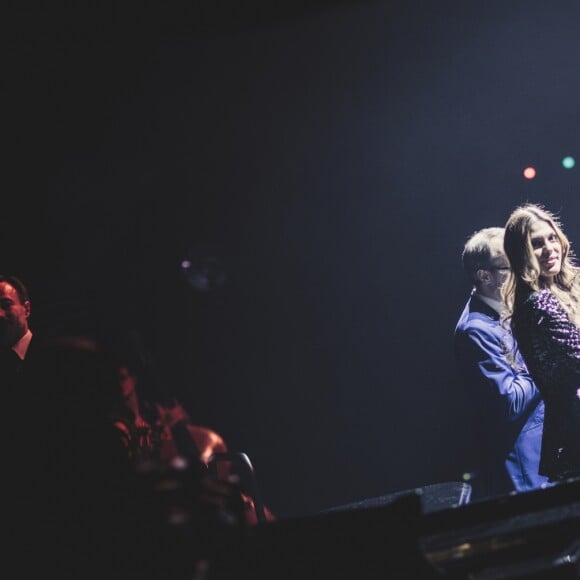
[5,0,580,519]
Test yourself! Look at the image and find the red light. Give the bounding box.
[523,167,536,179]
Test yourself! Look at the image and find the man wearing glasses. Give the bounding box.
[454,227,550,500]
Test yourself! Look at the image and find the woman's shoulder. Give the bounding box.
[525,287,557,306]
[521,288,566,319]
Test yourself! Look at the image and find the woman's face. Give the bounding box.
[529,220,562,280]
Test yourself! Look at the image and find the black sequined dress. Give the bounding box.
[513,288,580,481]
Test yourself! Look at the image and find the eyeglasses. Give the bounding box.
[488,266,510,272]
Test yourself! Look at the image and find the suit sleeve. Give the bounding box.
[455,321,542,421]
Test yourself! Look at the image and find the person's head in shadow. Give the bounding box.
[0,274,31,349]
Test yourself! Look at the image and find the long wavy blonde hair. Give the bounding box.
[502,203,580,329]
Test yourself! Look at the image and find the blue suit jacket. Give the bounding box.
[454,292,550,499]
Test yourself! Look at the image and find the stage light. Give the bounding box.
[523,166,536,179]
[180,246,226,292]
[562,156,575,169]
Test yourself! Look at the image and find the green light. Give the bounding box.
[562,156,575,169]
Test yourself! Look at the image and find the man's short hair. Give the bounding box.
[461,227,505,278]
[0,274,30,304]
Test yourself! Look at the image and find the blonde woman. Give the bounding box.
[503,203,580,482]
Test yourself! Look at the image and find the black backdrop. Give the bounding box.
[5,0,580,518]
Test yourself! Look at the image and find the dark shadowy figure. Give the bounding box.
[109,329,276,526]
[0,274,247,579]
[19,335,249,580]
[0,274,34,387]
[112,361,229,470]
